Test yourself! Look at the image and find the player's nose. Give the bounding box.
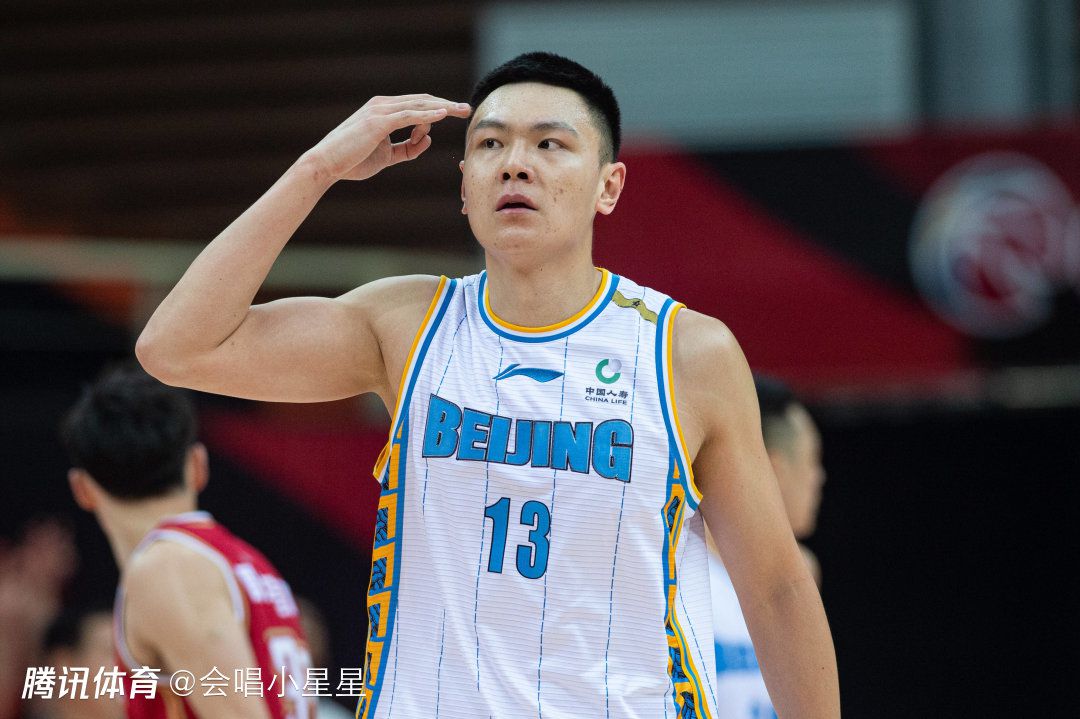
[500,142,533,182]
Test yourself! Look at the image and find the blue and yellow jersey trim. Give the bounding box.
[359,276,457,719]
[477,268,619,342]
[656,298,704,510]
[660,455,714,719]
[657,296,713,718]
[373,276,455,479]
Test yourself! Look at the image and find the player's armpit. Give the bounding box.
[123,542,272,719]
[143,273,441,405]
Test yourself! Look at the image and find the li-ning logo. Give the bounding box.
[492,364,564,383]
[595,359,621,384]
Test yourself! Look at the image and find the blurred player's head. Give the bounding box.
[461,53,626,262]
[754,375,825,538]
[42,607,124,719]
[61,363,207,508]
[43,606,116,674]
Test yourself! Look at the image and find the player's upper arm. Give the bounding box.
[124,542,271,719]
[672,310,808,604]
[148,273,442,404]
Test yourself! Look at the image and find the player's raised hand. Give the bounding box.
[305,94,472,182]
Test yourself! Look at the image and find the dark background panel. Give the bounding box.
[811,405,1079,718]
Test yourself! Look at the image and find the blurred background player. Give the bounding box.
[710,374,826,719]
[1,521,78,719]
[28,606,124,719]
[294,599,351,719]
[60,365,315,719]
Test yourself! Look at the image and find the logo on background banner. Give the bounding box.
[595,359,622,384]
[492,364,564,383]
[909,152,1080,338]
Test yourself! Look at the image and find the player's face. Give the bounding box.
[460,82,618,259]
[772,405,826,538]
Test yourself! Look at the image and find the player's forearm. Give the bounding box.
[136,154,335,381]
[745,571,840,718]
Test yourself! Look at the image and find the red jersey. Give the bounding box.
[114,511,315,719]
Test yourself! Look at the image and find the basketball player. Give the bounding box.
[136,53,839,717]
[711,375,827,719]
[60,366,314,719]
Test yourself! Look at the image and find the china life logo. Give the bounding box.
[909,152,1080,338]
[596,359,621,384]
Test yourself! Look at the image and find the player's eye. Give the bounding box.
[538,139,560,150]
[482,138,500,149]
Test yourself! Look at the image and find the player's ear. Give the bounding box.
[68,468,99,511]
[596,161,626,216]
[187,442,210,494]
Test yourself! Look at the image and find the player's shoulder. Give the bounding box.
[338,273,446,346]
[124,534,232,603]
[341,273,444,311]
[672,308,745,385]
[123,533,248,663]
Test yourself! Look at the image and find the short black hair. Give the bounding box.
[470,51,621,163]
[754,373,800,454]
[60,362,197,500]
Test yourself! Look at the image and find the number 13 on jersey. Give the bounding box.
[483,497,551,579]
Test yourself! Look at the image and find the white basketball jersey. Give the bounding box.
[357,269,720,719]
[709,555,776,719]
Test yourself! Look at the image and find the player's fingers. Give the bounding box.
[368,93,438,105]
[409,122,431,146]
[374,99,471,118]
[334,96,439,128]
[381,107,461,133]
[389,135,433,165]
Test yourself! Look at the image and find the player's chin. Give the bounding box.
[488,218,544,237]
[481,228,551,255]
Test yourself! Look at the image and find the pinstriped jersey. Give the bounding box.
[358,270,720,719]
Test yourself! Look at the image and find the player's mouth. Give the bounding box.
[496,194,538,213]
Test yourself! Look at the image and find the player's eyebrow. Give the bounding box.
[471,119,579,136]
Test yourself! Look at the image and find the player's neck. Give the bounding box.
[483,251,601,329]
[99,494,199,570]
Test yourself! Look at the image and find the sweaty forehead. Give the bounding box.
[469,82,599,139]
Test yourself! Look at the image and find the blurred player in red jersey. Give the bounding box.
[60,365,315,719]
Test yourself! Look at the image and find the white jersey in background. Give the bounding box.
[709,554,776,719]
[357,269,720,719]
